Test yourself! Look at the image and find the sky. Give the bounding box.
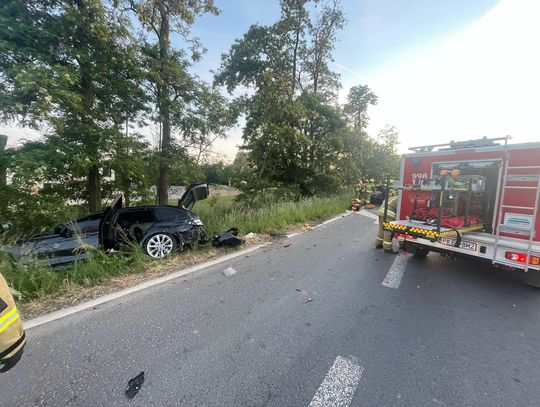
[2,0,539,159]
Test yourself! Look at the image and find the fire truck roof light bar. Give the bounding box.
[409,136,510,152]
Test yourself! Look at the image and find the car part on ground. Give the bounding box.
[212,228,246,248]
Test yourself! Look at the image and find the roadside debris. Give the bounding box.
[222,266,238,277]
[212,228,246,248]
[283,243,291,248]
[244,232,257,240]
[305,297,314,303]
[125,371,145,399]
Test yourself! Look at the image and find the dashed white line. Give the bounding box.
[309,355,364,407]
[382,253,412,289]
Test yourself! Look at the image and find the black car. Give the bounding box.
[2,183,209,266]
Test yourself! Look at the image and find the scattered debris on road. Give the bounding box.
[244,232,257,240]
[222,266,238,277]
[283,243,291,248]
[125,371,145,399]
[305,297,314,303]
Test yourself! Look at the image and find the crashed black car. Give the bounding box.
[2,183,209,266]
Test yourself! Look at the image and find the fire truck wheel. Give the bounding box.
[523,272,540,288]
[406,241,430,259]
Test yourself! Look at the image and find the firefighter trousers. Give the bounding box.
[376,216,393,252]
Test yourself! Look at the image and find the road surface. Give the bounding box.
[2,213,540,406]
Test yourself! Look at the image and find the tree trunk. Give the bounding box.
[0,134,6,186]
[157,2,171,205]
[76,0,101,212]
[88,165,101,212]
[291,27,300,96]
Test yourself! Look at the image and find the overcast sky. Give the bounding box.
[2,0,539,159]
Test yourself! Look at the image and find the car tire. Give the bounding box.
[143,233,177,258]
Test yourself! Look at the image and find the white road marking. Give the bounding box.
[357,210,378,222]
[382,253,412,289]
[286,212,352,238]
[309,355,364,407]
[25,244,267,330]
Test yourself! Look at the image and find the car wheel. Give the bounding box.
[144,233,177,258]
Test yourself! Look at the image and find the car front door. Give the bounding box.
[99,195,123,250]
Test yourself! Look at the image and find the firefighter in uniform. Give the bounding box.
[375,195,398,252]
[0,273,25,372]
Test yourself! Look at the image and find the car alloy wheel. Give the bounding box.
[145,233,175,258]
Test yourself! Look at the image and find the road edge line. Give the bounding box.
[25,243,267,330]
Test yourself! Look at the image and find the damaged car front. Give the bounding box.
[99,182,210,258]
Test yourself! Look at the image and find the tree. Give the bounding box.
[123,0,219,204]
[278,0,312,96]
[343,84,378,132]
[304,0,345,99]
[215,0,348,195]
[0,0,148,212]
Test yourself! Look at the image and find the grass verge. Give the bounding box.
[1,192,352,314]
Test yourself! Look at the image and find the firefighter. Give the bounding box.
[354,179,363,199]
[375,195,398,252]
[0,273,25,373]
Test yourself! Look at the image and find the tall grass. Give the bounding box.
[1,192,352,302]
[196,193,351,237]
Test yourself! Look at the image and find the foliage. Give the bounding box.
[343,84,378,131]
[216,0,399,196]
[0,0,149,212]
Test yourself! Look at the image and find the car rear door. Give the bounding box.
[178,182,209,211]
[99,195,122,250]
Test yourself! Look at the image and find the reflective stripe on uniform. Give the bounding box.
[0,307,20,334]
[382,210,396,219]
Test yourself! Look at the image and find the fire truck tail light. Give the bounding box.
[505,252,540,265]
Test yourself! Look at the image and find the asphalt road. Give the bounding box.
[2,213,540,406]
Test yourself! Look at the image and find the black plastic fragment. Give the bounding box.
[212,227,245,248]
[125,371,145,399]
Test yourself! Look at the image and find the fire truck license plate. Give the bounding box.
[438,238,478,251]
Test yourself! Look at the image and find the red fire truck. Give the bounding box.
[383,137,540,285]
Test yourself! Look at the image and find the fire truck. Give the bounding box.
[383,137,540,286]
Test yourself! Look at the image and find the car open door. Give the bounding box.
[178,182,209,211]
[99,195,123,250]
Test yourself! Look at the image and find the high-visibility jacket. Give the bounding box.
[377,195,398,221]
[0,273,25,372]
